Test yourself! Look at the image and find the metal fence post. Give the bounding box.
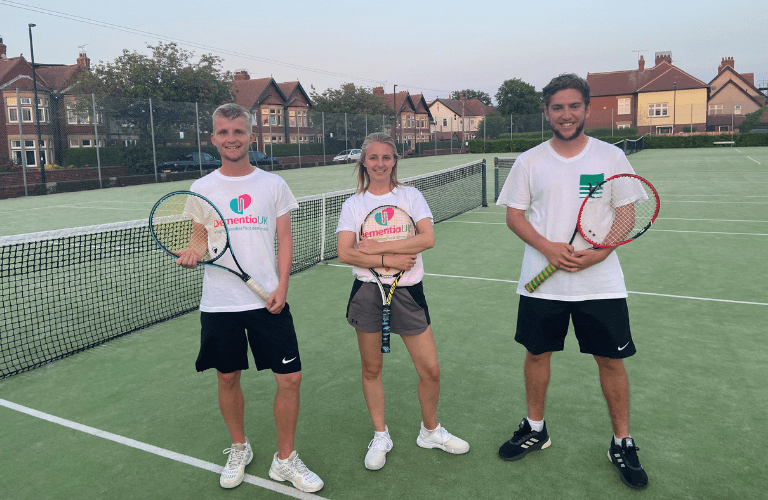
[322,112,326,166]
[15,89,29,196]
[92,93,102,188]
[149,98,158,182]
[196,102,203,177]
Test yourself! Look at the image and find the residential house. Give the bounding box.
[587,52,709,134]
[231,71,314,152]
[373,87,433,149]
[0,37,91,168]
[707,57,766,132]
[428,95,498,143]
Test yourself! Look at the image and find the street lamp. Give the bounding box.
[28,23,46,186]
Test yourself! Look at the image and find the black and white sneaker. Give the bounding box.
[498,418,551,461]
[608,437,648,489]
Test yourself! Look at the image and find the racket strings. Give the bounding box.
[580,177,658,246]
[151,193,226,262]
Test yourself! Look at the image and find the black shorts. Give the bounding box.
[196,304,301,374]
[515,296,635,359]
[346,280,431,335]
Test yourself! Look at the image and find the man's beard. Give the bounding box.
[551,120,585,142]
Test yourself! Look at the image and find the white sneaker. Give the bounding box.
[416,422,469,454]
[268,451,324,493]
[219,439,253,488]
[365,428,394,470]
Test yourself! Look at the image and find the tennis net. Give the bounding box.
[0,159,486,378]
[494,156,517,200]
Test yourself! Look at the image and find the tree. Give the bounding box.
[495,78,542,116]
[449,89,492,106]
[70,42,233,145]
[309,84,395,147]
[72,42,233,104]
[310,83,394,116]
[476,113,509,139]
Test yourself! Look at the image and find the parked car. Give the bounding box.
[158,152,221,172]
[248,151,279,168]
[333,149,362,163]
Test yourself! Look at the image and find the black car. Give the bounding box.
[248,151,279,168]
[158,152,222,172]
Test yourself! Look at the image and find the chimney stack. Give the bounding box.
[0,36,6,59]
[77,51,90,69]
[638,55,645,72]
[460,93,466,101]
[654,51,672,66]
[718,57,735,73]
[373,86,384,96]
[234,70,250,82]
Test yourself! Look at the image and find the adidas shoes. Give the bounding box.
[608,437,648,489]
[219,439,253,488]
[416,422,470,454]
[498,418,551,461]
[268,451,324,493]
[365,428,394,470]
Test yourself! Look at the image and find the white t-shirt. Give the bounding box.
[496,137,635,301]
[336,185,433,286]
[190,168,298,312]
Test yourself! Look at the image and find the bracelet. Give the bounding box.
[381,255,385,267]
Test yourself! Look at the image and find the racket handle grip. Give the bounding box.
[244,278,271,301]
[381,305,392,354]
[524,265,558,293]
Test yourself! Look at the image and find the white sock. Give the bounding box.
[375,426,390,438]
[614,435,631,446]
[526,417,544,432]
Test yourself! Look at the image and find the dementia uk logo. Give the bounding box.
[362,207,411,239]
[216,194,268,231]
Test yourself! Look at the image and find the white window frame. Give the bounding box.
[618,98,631,115]
[708,104,723,116]
[648,103,668,117]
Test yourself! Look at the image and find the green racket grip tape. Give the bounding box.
[244,278,271,301]
[524,264,558,293]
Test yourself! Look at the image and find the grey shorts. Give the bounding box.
[346,280,431,336]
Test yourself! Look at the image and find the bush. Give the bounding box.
[644,132,768,148]
[738,105,767,133]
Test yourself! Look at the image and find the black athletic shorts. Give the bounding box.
[515,295,635,359]
[196,304,301,374]
[346,280,431,335]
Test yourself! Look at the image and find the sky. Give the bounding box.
[1,0,767,104]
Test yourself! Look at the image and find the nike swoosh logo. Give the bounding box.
[618,342,630,351]
[282,357,297,364]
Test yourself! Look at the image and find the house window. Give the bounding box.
[442,118,447,126]
[734,105,741,115]
[617,124,630,129]
[618,98,631,115]
[648,103,668,117]
[19,97,31,105]
[69,139,79,148]
[82,139,92,147]
[656,126,672,134]
[11,139,40,166]
[708,104,723,115]
[67,104,92,124]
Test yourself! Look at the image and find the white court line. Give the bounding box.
[442,221,768,235]
[746,156,761,165]
[323,264,766,306]
[0,399,327,500]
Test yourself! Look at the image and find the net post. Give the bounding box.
[319,193,327,262]
[481,159,487,207]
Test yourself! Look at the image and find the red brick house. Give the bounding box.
[1,37,90,168]
[587,53,709,134]
[231,71,314,152]
[373,87,433,148]
[707,57,766,132]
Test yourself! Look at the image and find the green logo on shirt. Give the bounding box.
[579,174,604,198]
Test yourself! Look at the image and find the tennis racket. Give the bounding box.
[360,205,418,353]
[149,191,271,301]
[524,174,660,293]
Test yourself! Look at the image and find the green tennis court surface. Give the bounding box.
[1,148,766,499]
